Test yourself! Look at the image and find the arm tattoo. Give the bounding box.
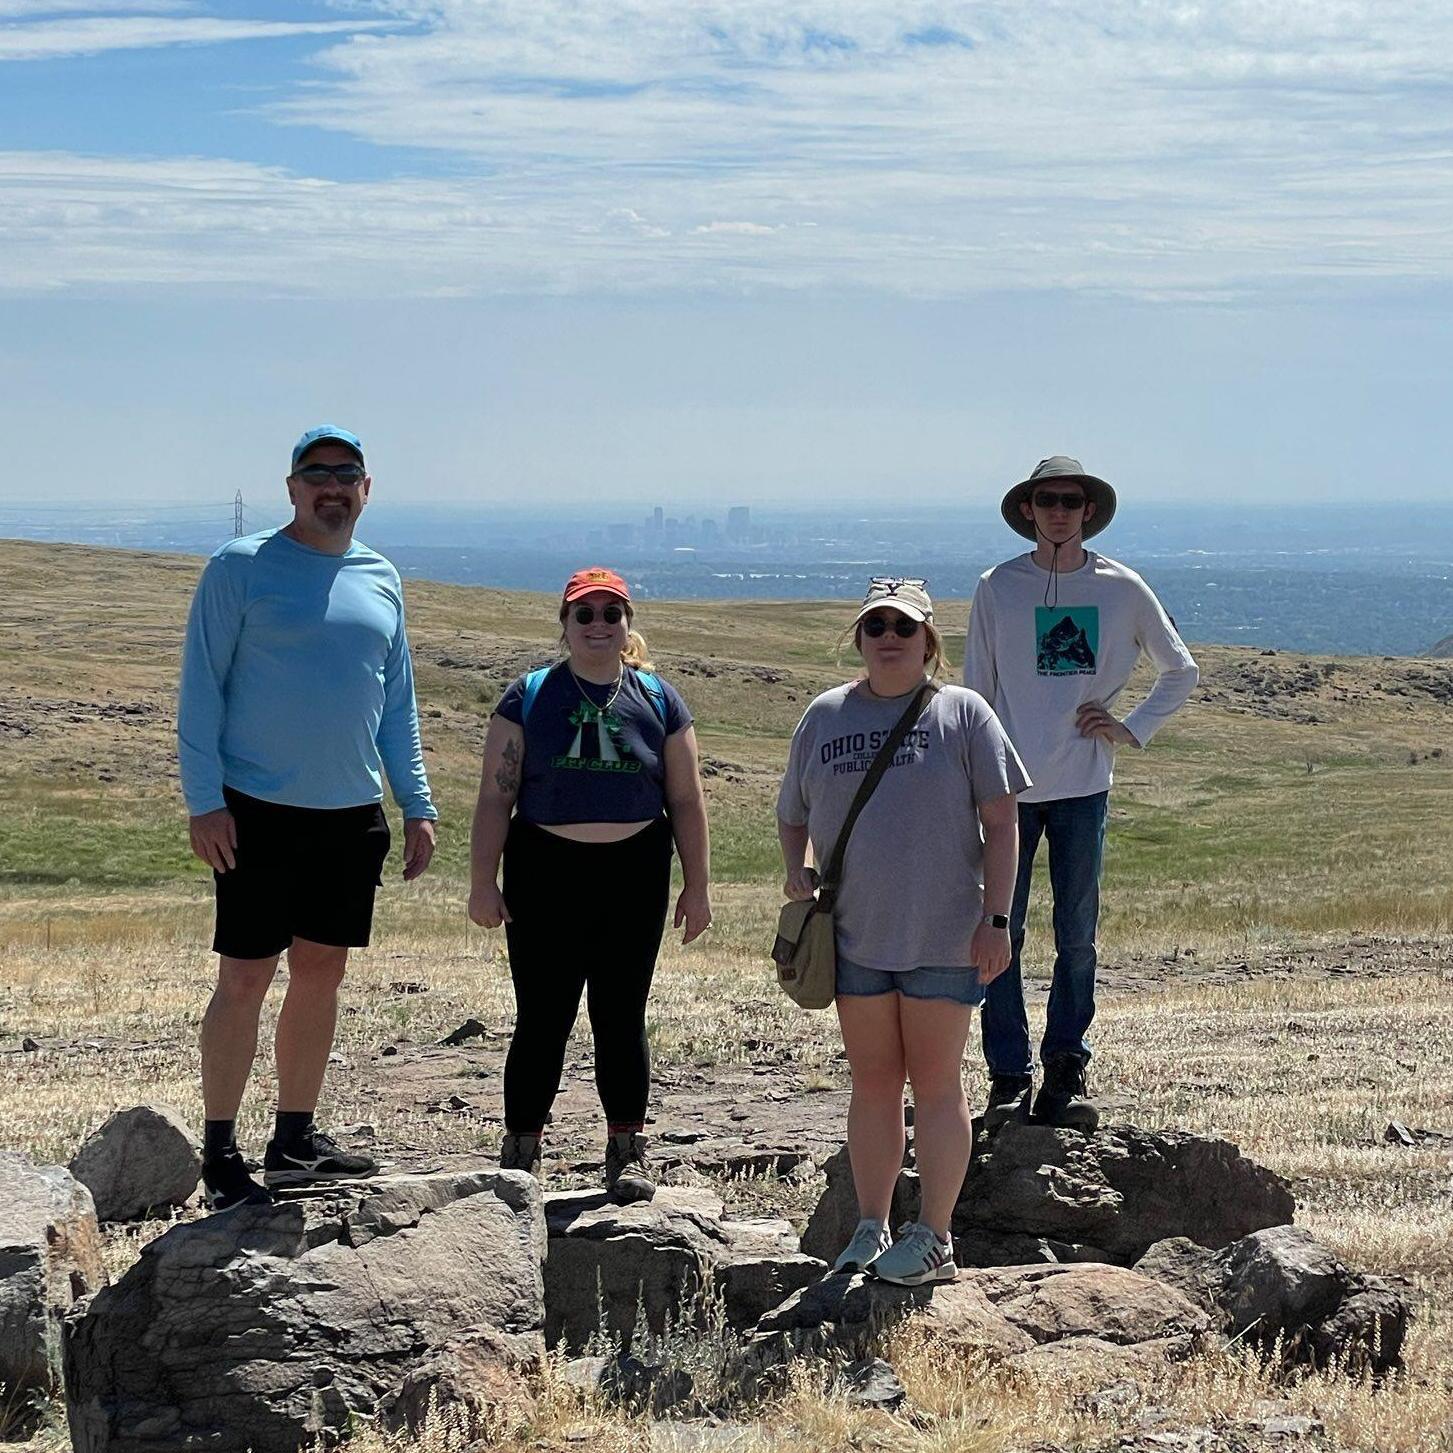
[494,737,521,796]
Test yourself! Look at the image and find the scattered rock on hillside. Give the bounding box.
[1214,1226,1408,1373]
[68,1104,201,1222]
[544,1188,827,1352]
[0,1153,107,1434]
[63,1170,545,1453]
[802,1124,1295,1268]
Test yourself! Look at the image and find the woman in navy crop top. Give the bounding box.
[468,567,712,1203]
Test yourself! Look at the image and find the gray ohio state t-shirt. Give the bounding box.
[777,682,1030,972]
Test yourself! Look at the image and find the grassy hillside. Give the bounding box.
[2,538,1452,1451]
[2,536,1452,952]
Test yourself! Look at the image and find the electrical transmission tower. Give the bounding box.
[234,490,244,538]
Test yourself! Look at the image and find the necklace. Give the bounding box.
[567,662,625,715]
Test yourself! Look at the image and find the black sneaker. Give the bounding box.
[202,1153,275,1213]
[982,1074,1033,1135]
[263,1126,379,1188]
[499,1132,542,1176]
[1032,1053,1100,1133]
[604,1132,656,1204]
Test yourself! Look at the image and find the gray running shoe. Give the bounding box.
[833,1218,893,1274]
[870,1222,957,1286]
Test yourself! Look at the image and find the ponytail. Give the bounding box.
[621,627,653,670]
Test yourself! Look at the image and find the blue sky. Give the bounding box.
[1,2,1449,507]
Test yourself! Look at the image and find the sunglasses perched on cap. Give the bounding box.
[570,603,626,625]
[865,575,928,595]
[861,614,922,639]
[293,463,366,486]
[1032,490,1087,511]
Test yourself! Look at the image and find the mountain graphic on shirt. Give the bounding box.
[1035,606,1099,676]
[552,701,642,773]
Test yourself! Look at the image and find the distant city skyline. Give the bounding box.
[1,3,1448,506]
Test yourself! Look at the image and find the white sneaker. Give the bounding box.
[833,1217,893,1273]
[869,1222,957,1286]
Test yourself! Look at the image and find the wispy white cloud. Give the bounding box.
[0,13,388,61]
[3,2,1451,299]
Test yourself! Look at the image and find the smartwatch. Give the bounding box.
[984,913,1009,929]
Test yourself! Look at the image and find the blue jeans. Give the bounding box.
[980,791,1108,1078]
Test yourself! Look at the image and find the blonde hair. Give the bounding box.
[558,604,654,671]
[836,616,946,681]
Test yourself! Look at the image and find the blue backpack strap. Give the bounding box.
[634,669,668,726]
[521,666,552,726]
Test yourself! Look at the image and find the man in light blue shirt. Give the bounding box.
[178,424,438,1210]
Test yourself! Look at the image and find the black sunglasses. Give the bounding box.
[1032,489,1087,511]
[571,603,625,626]
[294,463,366,486]
[861,614,921,639]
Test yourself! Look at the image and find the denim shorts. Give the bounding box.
[836,956,985,1007]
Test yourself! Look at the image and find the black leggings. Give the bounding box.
[502,816,673,1133]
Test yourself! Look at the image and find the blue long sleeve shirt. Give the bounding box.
[177,529,437,820]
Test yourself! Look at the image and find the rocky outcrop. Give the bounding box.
[0,1152,106,1433]
[63,1170,545,1453]
[544,1188,826,1352]
[748,1262,1211,1380]
[68,1105,201,1223]
[1136,1224,1411,1373]
[802,1123,1296,1268]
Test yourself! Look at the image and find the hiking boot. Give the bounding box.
[500,1132,543,1176]
[982,1074,1034,1135]
[869,1222,957,1287]
[833,1218,893,1274]
[604,1131,656,1204]
[1032,1053,1100,1133]
[202,1152,275,1213]
[263,1126,379,1188]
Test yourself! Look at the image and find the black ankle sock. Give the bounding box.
[273,1110,315,1149]
[203,1119,237,1166]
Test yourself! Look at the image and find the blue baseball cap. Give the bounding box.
[291,424,365,471]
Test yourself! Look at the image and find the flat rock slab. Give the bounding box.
[0,1152,106,1423]
[749,1261,1210,1378]
[64,1169,546,1453]
[544,1188,826,1351]
[803,1123,1295,1268]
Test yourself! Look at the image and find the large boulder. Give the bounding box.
[802,1124,1295,1267]
[544,1189,826,1352]
[1136,1225,1411,1374]
[63,1170,545,1453]
[69,1105,201,1222]
[0,1152,106,1432]
[748,1262,1210,1380]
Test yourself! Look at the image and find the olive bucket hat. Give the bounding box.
[1000,456,1117,541]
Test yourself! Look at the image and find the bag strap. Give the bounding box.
[634,669,668,726]
[817,683,934,909]
[521,665,553,725]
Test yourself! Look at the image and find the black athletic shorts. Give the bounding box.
[212,787,392,960]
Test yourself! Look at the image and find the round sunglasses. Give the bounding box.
[571,603,625,625]
[861,615,922,638]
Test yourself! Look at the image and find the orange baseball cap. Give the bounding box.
[562,567,631,605]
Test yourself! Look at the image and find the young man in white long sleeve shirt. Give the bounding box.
[963,456,1198,1133]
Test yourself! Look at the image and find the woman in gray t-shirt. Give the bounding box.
[777,577,1028,1287]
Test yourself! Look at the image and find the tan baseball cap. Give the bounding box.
[852,575,934,625]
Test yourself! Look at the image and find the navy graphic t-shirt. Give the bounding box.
[494,663,692,825]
